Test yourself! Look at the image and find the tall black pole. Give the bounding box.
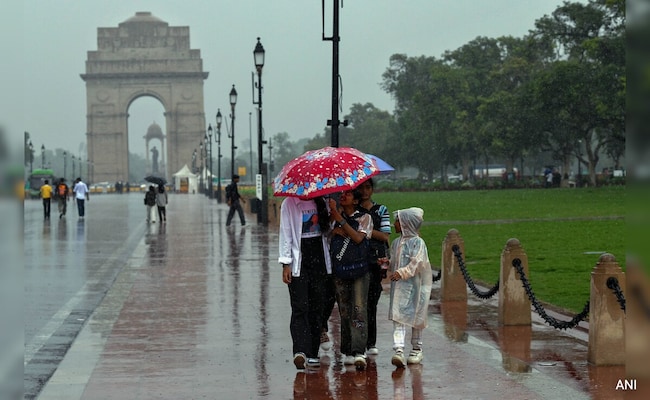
[29,141,33,174]
[199,142,204,194]
[331,0,340,147]
[230,85,237,178]
[216,110,223,203]
[253,37,267,225]
[249,112,253,183]
[207,132,213,198]
[323,0,341,148]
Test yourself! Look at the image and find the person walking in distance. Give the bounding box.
[56,178,70,219]
[39,179,53,220]
[226,174,246,227]
[156,184,168,223]
[279,196,332,370]
[388,207,433,368]
[72,177,89,219]
[144,185,157,223]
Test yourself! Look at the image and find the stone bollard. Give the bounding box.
[588,253,625,366]
[498,238,531,326]
[440,229,467,302]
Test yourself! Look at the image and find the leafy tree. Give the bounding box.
[532,0,625,185]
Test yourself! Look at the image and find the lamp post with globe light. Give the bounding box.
[252,37,267,225]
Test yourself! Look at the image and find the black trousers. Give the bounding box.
[287,237,327,359]
[226,200,245,226]
[42,198,51,219]
[367,264,383,348]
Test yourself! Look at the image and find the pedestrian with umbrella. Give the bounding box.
[274,146,380,370]
[328,188,373,370]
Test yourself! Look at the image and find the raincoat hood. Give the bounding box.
[394,207,424,238]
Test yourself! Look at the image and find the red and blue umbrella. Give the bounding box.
[366,154,394,174]
[273,147,380,199]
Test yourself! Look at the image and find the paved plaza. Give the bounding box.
[24,194,637,399]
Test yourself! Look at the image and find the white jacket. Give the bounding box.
[278,197,332,277]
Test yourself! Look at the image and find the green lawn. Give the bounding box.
[373,186,625,313]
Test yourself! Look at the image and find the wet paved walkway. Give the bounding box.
[31,194,635,399]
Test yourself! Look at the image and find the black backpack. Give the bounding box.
[225,183,234,201]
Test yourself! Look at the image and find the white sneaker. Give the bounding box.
[293,352,306,370]
[343,355,355,365]
[354,354,367,370]
[407,349,423,364]
[366,347,379,356]
[306,357,320,368]
[391,349,405,368]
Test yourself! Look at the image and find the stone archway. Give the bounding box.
[144,121,165,176]
[81,12,208,183]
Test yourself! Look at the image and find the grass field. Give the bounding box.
[372,186,625,313]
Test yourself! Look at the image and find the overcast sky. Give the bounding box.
[4,0,578,159]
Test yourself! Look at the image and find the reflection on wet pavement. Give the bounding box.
[30,194,646,399]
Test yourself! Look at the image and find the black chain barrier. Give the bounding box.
[451,245,499,299]
[432,269,441,282]
[512,258,589,330]
[606,277,626,313]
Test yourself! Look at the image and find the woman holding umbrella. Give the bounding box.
[328,188,373,370]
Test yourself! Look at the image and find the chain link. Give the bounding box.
[512,258,589,330]
[606,277,626,313]
[451,245,499,299]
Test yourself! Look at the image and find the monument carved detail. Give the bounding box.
[81,11,208,183]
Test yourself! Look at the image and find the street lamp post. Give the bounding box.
[29,141,34,174]
[216,110,223,202]
[199,142,204,194]
[249,111,253,183]
[192,149,197,174]
[41,144,45,169]
[206,131,213,198]
[229,85,238,178]
[268,138,274,176]
[63,151,67,181]
[72,155,76,178]
[253,37,267,225]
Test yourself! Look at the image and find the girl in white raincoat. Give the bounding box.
[388,207,433,367]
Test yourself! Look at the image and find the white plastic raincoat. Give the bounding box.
[388,207,433,329]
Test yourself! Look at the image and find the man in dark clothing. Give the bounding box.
[225,174,246,227]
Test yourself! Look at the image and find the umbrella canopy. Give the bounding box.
[145,175,167,186]
[273,147,380,199]
[366,154,394,174]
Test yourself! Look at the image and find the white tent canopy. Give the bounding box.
[172,164,198,194]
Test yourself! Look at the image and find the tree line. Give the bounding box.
[272,0,624,187]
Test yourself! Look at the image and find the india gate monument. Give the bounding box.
[81,12,208,183]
